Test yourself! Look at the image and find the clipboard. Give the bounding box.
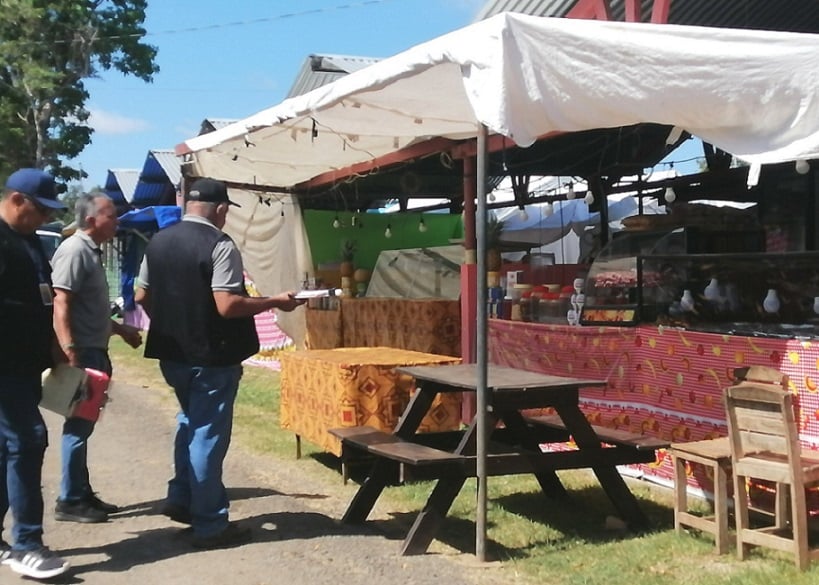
[41,364,111,421]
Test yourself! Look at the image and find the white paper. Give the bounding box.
[294,288,342,300]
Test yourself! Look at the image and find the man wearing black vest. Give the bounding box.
[134,178,303,549]
[0,168,70,579]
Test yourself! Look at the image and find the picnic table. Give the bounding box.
[332,363,668,555]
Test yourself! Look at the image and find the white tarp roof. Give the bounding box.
[179,13,819,187]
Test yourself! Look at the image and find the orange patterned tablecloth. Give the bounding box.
[305,298,460,357]
[305,307,343,349]
[280,347,462,455]
[489,320,819,505]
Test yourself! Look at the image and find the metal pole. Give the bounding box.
[475,123,488,561]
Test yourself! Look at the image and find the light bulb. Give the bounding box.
[518,207,528,221]
[332,217,340,229]
[543,201,553,217]
[664,186,676,203]
[384,224,392,238]
[566,183,576,200]
[583,192,594,205]
[796,159,810,175]
[488,192,496,203]
[418,218,428,232]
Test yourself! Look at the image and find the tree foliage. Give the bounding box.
[0,1,159,183]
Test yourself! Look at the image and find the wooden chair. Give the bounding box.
[725,365,819,570]
[670,436,732,553]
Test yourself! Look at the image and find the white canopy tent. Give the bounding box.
[180,13,819,182]
[178,13,819,560]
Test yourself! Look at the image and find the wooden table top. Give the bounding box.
[396,363,607,392]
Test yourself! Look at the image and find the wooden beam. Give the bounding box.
[290,136,458,191]
[624,0,641,22]
[567,0,612,20]
[650,0,671,24]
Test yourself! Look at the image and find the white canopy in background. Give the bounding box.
[180,13,819,186]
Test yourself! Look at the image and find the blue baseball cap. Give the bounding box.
[4,168,67,210]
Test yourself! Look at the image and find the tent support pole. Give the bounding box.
[475,123,489,562]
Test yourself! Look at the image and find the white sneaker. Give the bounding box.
[7,547,69,579]
[0,540,11,565]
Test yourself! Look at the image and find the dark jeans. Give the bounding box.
[0,373,47,550]
[59,348,112,503]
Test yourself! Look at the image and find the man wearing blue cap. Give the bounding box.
[0,168,70,579]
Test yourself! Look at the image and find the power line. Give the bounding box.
[2,0,402,46]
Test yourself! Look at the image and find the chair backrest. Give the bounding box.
[724,366,800,483]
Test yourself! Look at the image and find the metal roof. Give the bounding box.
[286,54,380,99]
[199,118,239,135]
[104,169,140,203]
[131,150,181,208]
[475,0,819,32]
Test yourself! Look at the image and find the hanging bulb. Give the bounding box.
[384,224,392,238]
[664,186,677,203]
[543,201,553,217]
[332,215,341,229]
[488,192,496,203]
[795,159,810,175]
[418,217,428,233]
[518,206,528,221]
[566,183,576,200]
[583,192,594,205]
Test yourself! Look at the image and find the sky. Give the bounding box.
[73,0,486,189]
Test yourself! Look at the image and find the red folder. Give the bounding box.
[72,368,110,422]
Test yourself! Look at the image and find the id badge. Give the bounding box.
[39,283,54,305]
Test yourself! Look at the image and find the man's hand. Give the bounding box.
[271,292,307,312]
[115,323,143,349]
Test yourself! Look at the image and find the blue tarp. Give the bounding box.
[117,206,181,310]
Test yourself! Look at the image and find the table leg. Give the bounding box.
[554,404,650,531]
[500,410,570,499]
[401,414,483,554]
[342,386,440,524]
[401,477,468,555]
[341,458,400,524]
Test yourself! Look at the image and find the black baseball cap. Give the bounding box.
[186,178,240,207]
[5,168,67,210]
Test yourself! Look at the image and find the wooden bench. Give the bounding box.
[329,426,467,482]
[524,414,670,451]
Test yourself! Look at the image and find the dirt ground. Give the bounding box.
[6,377,518,584]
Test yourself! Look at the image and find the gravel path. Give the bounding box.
[12,377,518,584]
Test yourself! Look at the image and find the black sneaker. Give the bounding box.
[191,522,252,550]
[161,502,192,525]
[85,492,119,514]
[6,547,69,579]
[55,500,108,523]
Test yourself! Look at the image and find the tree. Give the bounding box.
[0,1,159,183]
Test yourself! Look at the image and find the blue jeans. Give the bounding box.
[159,361,242,538]
[60,348,112,503]
[0,373,47,551]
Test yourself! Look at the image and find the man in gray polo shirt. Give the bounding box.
[51,192,142,523]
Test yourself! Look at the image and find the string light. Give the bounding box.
[418,217,427,232]
[583,192,594,205]
[384,224,392,238]
[518,205,528,221]
[664,186,676,203]
[566,183,576,200]
[332,215,341,228]
[543,201,553,217]
[488,192,496,202]
[796,159,810,174]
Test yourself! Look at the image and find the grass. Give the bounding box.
[108,338,819,584]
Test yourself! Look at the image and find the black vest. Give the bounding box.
[143,220,259,366]
[0,219,55,375]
